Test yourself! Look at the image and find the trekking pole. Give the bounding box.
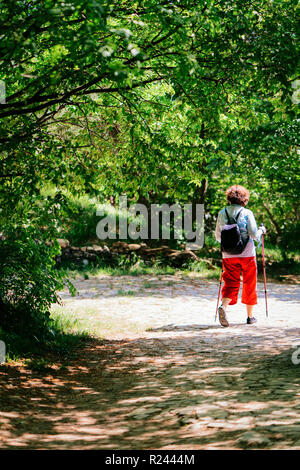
[261,232,268,318]
[215,267,223,322]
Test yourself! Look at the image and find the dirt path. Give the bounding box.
[0,275,299,449]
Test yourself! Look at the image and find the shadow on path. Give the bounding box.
[0,329,299,450]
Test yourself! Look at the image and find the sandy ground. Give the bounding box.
[0,275,299,449]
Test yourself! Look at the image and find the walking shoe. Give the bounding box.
[218,305,229,327]
[247,317,257,325]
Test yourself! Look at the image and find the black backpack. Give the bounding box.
[221,208,249,254]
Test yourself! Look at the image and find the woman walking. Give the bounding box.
[215,185,266,327]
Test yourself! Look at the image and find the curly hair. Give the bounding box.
[226,185,249,206]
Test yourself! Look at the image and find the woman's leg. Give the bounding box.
[246,304,254,318]
[218,259,241,327]
[241,257,257,319]
[222,258,241,306]
[221,297,231,309]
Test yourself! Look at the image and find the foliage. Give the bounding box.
[1,0,298,197]
[0,0,299,343]
[0,311,89,362]
[0,225,67,337]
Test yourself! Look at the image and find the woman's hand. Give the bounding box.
[259,224,267,234]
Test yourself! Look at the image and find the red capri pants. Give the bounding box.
[222,256,257,305]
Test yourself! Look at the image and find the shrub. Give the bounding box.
[0,226,68,342]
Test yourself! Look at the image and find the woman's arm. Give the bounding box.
[247,210,264,242]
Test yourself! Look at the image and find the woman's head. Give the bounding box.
[226,185,249,206]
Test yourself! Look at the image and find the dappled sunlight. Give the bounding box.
[1,0,299,452]
[0,334,299,449]
[1,276,300,449]
[53,275,300,340]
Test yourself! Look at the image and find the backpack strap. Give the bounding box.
[235,208,243,222]
[225,207,243,224]
[225,208,231,223]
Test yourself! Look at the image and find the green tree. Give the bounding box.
[0,0,299,339]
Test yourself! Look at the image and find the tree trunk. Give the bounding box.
[192,177,207,226]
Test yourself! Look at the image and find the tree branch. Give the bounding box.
[0,76,166,119]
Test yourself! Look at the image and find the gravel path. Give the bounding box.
[0,275,299,449]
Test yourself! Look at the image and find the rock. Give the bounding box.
[92,245,103,253]
[71,246,80,251]
[270,425,300,435]
[188,422,205,432]
[237,431,271,448]
[86,253,97,260]
[103,245,110,253]
[128,244,141,251]
[139,243,148,249]
[207,422,237,430]
[128,407,157,419]
[112,241,129,249]
[208,410,229,419]
[81,247,87,252]
[178,416,195,426]
[57,238,70,249]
